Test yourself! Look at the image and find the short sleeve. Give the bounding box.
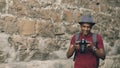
[70,35,76,46]
[97,34,104,49]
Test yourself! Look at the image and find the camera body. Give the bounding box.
[79,39,88,53]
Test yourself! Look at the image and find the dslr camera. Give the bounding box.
[78,39,89,53]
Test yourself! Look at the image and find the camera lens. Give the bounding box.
[79,39,86,53]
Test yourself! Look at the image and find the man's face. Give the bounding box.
[80,23,92,35]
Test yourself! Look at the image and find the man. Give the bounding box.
[66,15,106,68]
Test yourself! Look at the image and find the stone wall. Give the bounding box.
[0,0,120,68]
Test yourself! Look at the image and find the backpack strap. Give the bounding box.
[73,32,80,61]
[92,33,97,48]
[92,33,99,68]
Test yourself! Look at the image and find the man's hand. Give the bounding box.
[86,41,105,60]
[66,44,80,58]
[86,41,95,51]
[66,44,75,58]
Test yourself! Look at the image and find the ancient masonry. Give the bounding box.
[0,0,120,68]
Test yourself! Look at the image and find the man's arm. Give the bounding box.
[96,34,106,60]
[66,45,75,58]
[88,34,106,60]
[66,44,80,58]
[93,48,106,60]
[87,44,106,60]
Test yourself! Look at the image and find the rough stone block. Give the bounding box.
[17,18,35,35]
[63,10,73,23]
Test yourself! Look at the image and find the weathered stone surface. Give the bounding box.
[100,55,120,68]
[63,10,73,23]
[0,59,74,68]
[17,18,35,35]
[0,33,10,63]
[0,0,120,68]
[106,0,120,7]
[0,0,6,13]
[1,16,18,34]
[36,20,55,37]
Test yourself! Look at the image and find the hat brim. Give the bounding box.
[79,22,95,26]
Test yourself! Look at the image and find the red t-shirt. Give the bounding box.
[70,33,104,68]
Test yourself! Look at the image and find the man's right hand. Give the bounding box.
[66,44,80,58]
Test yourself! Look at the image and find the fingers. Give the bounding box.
[86,41,94,47]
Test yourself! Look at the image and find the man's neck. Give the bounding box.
[81,32,92,37]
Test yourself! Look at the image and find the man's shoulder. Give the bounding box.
[92,33,103,41]
[95,33,102,38]
[92,33,102,37]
